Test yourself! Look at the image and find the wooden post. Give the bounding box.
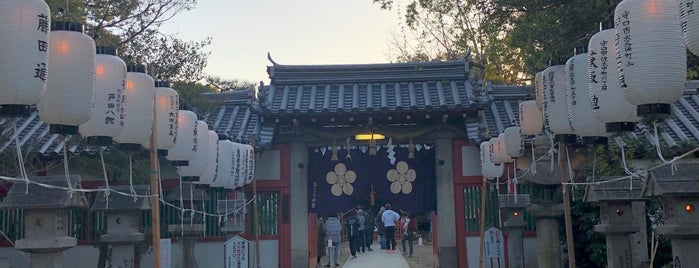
[251,137,261,268]
[560,142,576,268]
[150,96,161,268]
[479,177,487,268]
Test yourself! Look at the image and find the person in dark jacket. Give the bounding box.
[317,217,326,265]
[323,215,342,267]
[363,209,375,252]
[356,209,366,253]
[345,209,360,258]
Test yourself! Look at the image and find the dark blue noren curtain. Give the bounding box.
[308,145,436,217]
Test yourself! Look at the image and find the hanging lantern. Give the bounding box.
[566,46,608,144]
[223,142,244,190]
[0,0,50,116]
[589,20,639,132]
[534,71,544,111]
[142,81,179,152]
[489,137,502,164]
[681,0,699,55]
[78,46,126,145]
[196,130,220,186]
[480,141,503,179]
[497,133,513,163]
[178,121,210,181]
[504,127,524,158]
[38,22,96,134]
[166,110,198,166]
[519,100,543,135]
[542,59,577,143]
[615,0,686,117]
[113,65,154,151]
[245,144,255,184]
[210,140,234,188]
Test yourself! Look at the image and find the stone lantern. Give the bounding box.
[499,194,530,268]
[0,176,87,268]
[644,163,699,267]
[91,185,150,268]
[585,177,647,268]
[166,183,209,268]
[522,161,564,268]
[217,194,247,236]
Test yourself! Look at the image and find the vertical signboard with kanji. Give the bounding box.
[484,226,504,268]
[225,235,249,268]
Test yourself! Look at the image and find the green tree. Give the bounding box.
[205,76,254,92]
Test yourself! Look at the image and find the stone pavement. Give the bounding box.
[341,247,410,268]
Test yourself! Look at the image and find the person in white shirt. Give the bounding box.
[400,211,414,257]
[381,203,400,252]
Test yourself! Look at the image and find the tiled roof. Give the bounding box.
[484,84,534,137]
[258,58,485,116]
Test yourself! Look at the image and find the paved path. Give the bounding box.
[341,246,410,268]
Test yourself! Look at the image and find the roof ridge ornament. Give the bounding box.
[267,52,278,66]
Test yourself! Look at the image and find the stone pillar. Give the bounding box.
[169,224,205,268]
[435,138,457,267]
[528,203,563,268]
[594,202,639,268]
[100,212,145,268]
[289,143,309,268]
[14,210,77,268]
[166,184,207,268]
[500,194,529,268]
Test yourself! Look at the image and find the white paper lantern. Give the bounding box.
[113,65,154,150]
[588,21,639,132]
[79,47,126,145]
[542,63,574,136]
[224,142,242,190]
[178,121,209,180]
[480,141,503,179]
[565,48,607,139]
[519,100,543,135]
[0,0,50,116]
[497,133,513,163]
[196,130,219,186]
[615,0,686,116]
[142,81,179,150]
[680,0,699,55]
[166,110,198,165]
[504,127,524,158]
[210,140,234,188]
[489,137,502,164]
[38,22,96,134]
[534,71,544,111]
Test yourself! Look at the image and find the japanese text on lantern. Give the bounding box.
[105,93,117,125]
[590,50,598,84]
[34,14,49,82]
[615,10,632,88]
[600,40,609,91]
[168,96,178,138]
[547,71,555,103]
[192,121,199,152]
[568,60,576,106]
[681,1,695,34]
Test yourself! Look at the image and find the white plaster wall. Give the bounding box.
[255,150,281,180]
[461,145,482,177]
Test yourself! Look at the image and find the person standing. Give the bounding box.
[345,210,360,258]
[376,207,386,249]
[323,214,342,267]
[317,217,326,266]
[381,204,400,252]
[363,209,375,252]
[356,209,366,253]
[400,212,414,257]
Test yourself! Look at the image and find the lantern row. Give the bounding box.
[482,0,697,178]
[0,0,253,190]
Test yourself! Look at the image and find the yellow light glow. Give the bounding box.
[95,65,105,77]
[686,204,694,213]
[355,133,385,141]
[513,211,519,217]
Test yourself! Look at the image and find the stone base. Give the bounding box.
[594,224,640,235]
[101,233,144,244]
[438,247,457,267]
[15,237,76,253]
